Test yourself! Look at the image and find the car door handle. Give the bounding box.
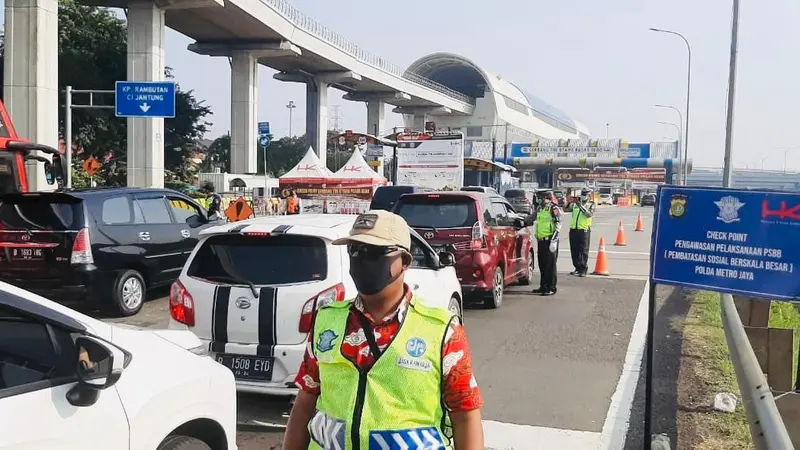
[180,229,190,238]
[138,232,151,241]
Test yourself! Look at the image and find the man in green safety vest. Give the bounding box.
[568,188,595,277]
[283,210,485,450]
[532,190,563,296]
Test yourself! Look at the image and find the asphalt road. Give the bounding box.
[105,205,655,449]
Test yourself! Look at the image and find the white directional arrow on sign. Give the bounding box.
[139,103,151,113]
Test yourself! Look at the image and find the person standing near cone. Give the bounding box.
[568,188,595,277]
[532,190,562,296]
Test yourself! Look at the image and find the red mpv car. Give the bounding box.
[393,192,534,308]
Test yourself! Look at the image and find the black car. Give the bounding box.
[503,188,535,214]
[0,187,223,316]
[370,185,433,211]
[640,193,656,206]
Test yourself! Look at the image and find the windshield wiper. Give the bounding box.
[204,275,259,298]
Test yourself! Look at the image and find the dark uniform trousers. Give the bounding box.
[569,228,591,274]
[537,238,558,292]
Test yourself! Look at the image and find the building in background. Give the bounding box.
[687,168,800,191]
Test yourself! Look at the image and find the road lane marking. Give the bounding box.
[598,281,649,449]
[483,420,600,449]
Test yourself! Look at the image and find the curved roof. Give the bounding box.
[406,52,587,134]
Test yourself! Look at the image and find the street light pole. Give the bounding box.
[650,27,692,186]
[605,123,609,138]
[286,101,296,137]
[721,0,740,187]
[657,122,683,183]
[654,104,684,183]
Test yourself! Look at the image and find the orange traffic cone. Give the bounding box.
[614,221,627,246]
[591,237,610,276]
[634,213,645,232]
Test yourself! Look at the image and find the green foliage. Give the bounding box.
[0,0,212,186]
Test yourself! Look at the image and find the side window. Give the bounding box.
[503,202,517,215]
[167,197,200,224]
[0,307,77,392]
[135,197,172,224]
[101,195,132,225]
[490,202,510,226]
[482,202,496,226]
[409,236,436,269]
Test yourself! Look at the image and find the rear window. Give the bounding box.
[394,196,478,228]
[187,234,327,285]
[0,194,84,230]
[372,187,413,206]
[504,189,526,198]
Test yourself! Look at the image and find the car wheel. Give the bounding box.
[448,296,462,321]
[110,270,145,317]
[157,435,211,450]
[519,251,534,286]
[483,267,504,309]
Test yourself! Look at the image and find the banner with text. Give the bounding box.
[396,136,464,189]
[557,168,666,183]
[651,186,800,301]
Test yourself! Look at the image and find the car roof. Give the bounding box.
[199,214,356,241]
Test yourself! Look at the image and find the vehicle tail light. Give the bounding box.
[471,222,487,250]
[427,194,440,198]
[298,283,346,333]
[169,280,195,327]
[70,228,94,264]
[244,232,270,237]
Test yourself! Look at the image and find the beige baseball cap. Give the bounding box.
[332,210,411,251]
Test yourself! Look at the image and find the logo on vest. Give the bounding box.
[406,337,427,357]
[317,330,338,353]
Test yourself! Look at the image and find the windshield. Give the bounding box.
[394,196,478,228]
[0,154,21,194]
[187,234,328,285]
[372,187,413,209]
[0,194,84,230]
[504,189,527,198]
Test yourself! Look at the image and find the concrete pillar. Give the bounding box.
[412,114,429,132]
[366,100,385,176]
[230,51,258,174]
[127,1,166,188]
[306,80,329,164]
[3,0,58,191]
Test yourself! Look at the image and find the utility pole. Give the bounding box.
[286,101,296,137]
[330,105,343,132]
[722,0,740,188]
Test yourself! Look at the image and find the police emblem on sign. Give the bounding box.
[669,194,687,218]
[714,195,744,224]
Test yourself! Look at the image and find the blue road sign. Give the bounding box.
[115,81,176,118]
[259,135,271,147]
[258,122,270,134]
[651,185,800,301]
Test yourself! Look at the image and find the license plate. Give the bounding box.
[10,248,44,261]
[216,354,273,381]
[432,245,448,254]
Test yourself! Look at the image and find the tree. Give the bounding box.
[0,0,213,185]
[204,134,230,172]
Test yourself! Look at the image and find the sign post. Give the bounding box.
[114,81,176,118]
[647,185,800,446]
[258,122,271,197]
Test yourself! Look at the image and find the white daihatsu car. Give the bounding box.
[0,281,237,450]
[168,214,463,396]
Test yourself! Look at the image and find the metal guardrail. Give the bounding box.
[719,293,795,449]
[261,0,475,105]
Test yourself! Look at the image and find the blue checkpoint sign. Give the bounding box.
[115,81,176,118]
[259,135,271,147]
[650,185,800,301]
[258,122,270,134]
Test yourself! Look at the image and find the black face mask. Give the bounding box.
[350,254,402,295]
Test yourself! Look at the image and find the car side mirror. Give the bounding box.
[524,214,535,227]
[67,336,126,407]
[52,154,66,182]
[44,160,55,185]
[439,251,455,267]
[512,217,525,229]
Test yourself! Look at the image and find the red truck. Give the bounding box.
[0,100,66,193]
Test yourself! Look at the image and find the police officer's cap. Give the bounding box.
[536,189,553,196]
[581,188,593,195]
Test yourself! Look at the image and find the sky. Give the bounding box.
[6,0,800,171]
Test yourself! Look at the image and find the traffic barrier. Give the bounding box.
[635,213,645,232]
[591,237,610,276]
[614,221,627,246]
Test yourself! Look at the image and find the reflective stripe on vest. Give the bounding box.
[570,202,593,230]
[309,298,454,450]
[535,207,555,239]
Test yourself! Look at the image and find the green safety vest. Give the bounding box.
[570,202,594,230]
[309,297,455,450]
[536,207,555,239]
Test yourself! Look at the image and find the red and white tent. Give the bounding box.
[334,149,386,182]
[279,147,333,185]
